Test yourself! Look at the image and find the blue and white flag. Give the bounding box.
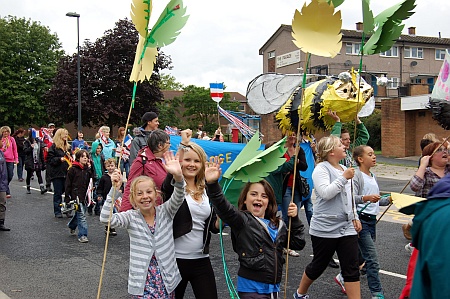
[124,134,133,149]
[210,82,224,103]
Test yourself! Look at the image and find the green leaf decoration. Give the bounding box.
[130,0,152,38]
[146,0,189,48]
[362,0,374,34]
[223,132,288,183]
[363,0,416,55]
[329,0,345,8]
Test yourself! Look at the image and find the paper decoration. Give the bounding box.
[391,192,425,210]
[318,0,345,8]
[363,0,416,55]
[210,82,224,103]
[129,0,189,82]
[291,0,342,58]
[431,49,450,101]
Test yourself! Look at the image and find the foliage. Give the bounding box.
[159,73,184,90]
[181,85,239,134]
[343,108,381,150]
[156,96,183,129]
[0,16,63,128]
[45,19,172,129]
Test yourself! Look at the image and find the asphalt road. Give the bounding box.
[1,173,414,299]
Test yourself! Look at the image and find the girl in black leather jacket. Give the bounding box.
[204,158,306,299]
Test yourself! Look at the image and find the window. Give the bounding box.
[387,77,399,89]
[380,46,398,57]
[435,49,448,60]
[345,43,361,55]
[268,51,275,59]
[404,47,423,59]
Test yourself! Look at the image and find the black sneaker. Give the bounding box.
[328,258,339,268]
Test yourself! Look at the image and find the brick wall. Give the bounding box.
[381,98,407,157]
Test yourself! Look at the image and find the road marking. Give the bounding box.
[22,186,54,195]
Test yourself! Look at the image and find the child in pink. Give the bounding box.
[1,126,18,197]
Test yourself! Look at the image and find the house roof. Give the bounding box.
[259,24,450,54]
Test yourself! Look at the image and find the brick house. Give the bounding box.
[258,23,450,156]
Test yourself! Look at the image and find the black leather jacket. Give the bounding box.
[206,181,305,284]
[162,174,220,254]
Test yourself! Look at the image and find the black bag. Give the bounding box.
[295,175,310,198]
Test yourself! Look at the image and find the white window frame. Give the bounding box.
[345,43,361,55]
[380,46,399,57]
[387,77,399,89]
[404,46,423,59]
[435,49,448,60]
[268,51,276,59]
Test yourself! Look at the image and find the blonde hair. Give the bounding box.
[105,158,117,166]
[316,135,341,162]
[0,126,11,134]
[422,133,440,143]
[184,143,207,198]
[100,126,110,134]
[53,128,70,151]
[129,176,156,208]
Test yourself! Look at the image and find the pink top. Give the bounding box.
[1,136,18,163]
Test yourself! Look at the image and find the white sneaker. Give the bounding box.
[78,236,89,243]
[334,273,346,294]
[405,243,414,255]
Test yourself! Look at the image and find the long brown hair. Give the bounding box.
[237,180,280,227]
[117,127,126,142]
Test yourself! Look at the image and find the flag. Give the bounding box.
[98,128,109,144]
[164,126,178,136]
[41,128,53,143]
[31,128,43,139]
[124,134,133,149]
[210,82,224,103]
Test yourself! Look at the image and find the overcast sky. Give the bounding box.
[2,0,449,95]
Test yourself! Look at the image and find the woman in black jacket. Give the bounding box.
[46,128,71,218]
[23,129,47,194]
[12,128,26,182]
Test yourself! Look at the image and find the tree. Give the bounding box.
[45,19,172,129]
[181,85,239,134]
[156,97,183,130]
[0,16,63,128]
[361,108,381,150]
[159,73,184,90]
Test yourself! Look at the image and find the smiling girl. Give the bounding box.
[204,157,305,299]
[101,151,185,298]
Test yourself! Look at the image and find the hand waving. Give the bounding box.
[205,156,222,183]
[163,151,183,182]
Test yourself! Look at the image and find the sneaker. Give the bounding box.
[283,248,300,257]
[371,293,385,299]
[334,273,346,294]
[78,236,89,243]
[70,228,76,236]
[6,194,11,199]
[110,228,117,236]
[328,258,339,268]
[293,292,310,299]
[18,178,24,182]
[405,243,414,256]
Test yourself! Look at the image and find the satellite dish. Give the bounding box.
[410,61,418,67]
[344,60,352,67]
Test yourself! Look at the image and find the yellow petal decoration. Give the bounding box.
[131,0,152,38]
[292,0,342,58]
[129,36,158,82]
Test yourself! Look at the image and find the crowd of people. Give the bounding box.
[1,109,449,299]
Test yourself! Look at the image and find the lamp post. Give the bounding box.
[66,12,82,131]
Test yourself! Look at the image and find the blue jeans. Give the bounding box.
[119,160,130,178]
[52,178,65,216]
[282,186,313,225]
[68,203,88,238]
[5,162,14,195]
[17,155,25,180]
[358,218,383,295]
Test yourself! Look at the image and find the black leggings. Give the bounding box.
[175,257,218,299]
[26,169,43,186]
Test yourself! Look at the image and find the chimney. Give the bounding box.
[356,22,363,32]
[408,27,416,36]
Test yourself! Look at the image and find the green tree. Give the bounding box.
[156,96,183,130]
[361,108,381,150]
[181,85,239,133]
[45,19,172,129]
[0,16,63,127]
[159,73,184,90]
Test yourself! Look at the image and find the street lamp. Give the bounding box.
[66,12,82,131]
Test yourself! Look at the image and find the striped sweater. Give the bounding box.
[100,179,185,296]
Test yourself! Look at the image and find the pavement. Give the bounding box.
[0,157,420,299]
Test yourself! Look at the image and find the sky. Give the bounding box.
[1,0,449,95]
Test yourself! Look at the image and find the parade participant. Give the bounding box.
[204,158,305,298]
[96,157,118,235]
[46,129,71,218]
[115,126,130,177]
[97,126,116,160]
[100,151,185,298]
[43,123,56,192]
[71,131,90,151]
[65,150,93,243]
[120,129,171,212]
[294,135,361,299]
[90,141,105,216]
[161,140,220,299]
[334,145,390,299]
[0,138,10,231]
[1,126,18,198]
[23,129,47,194]
[328,110,370,167]
[12,128,26,182]
[129,111,159,164]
